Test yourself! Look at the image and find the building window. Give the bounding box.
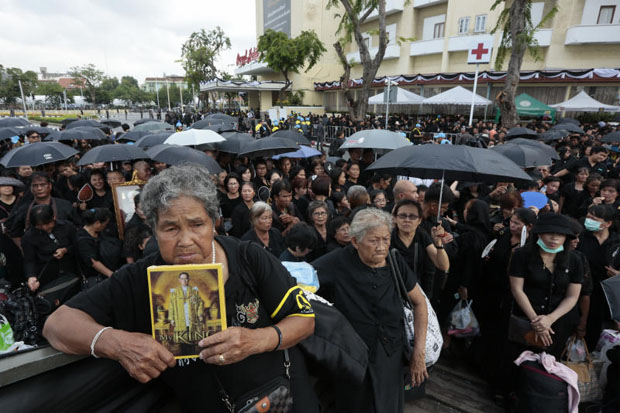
[474,15,487,32]
[598,6,615,24]
[433,22,445,39]
[458,17,470,34]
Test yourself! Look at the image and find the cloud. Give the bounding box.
[0,0,257,83]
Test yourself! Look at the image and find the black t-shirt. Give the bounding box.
[508,246,584,317]
[390,228,434,294]
[65,236,315,411]
[567,157,607,177]
[241,227,285,258]
[21,219,78,280]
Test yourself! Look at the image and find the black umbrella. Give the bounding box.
[540,129,568,143]
[0,117,31,127]
[51,127,108,141]
[206,113,236,123]
[133,121,173,132]
[28,126,55,135]
[218,132,254,154]
[491,144,554,168]
[77,144,148,166]
[366,145,532,183]
[551,123,584,134]
[0,176,25,190]
[133,118,159,126]
[192,119,226,129]
[117,130,150,142]
[145,144,223,174]
[602,131,620,144]
[61,118,79,125]
[0,142,78,167]
[238,137,300,158]
[272,129,311,146]
[194,123,236,133]
[506,138,560,160]
[0,127,24,140]
[65,119,107,130]
[602,275,620,323]
[506,127,538,139]
[100,119,122,128]
[135,131,174,149]
[557,117,580,125]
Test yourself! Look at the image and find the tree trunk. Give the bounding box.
[498,0,528,129]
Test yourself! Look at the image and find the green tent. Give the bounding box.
[495,93,556,122]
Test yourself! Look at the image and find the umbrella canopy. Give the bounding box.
[551,123,584,134]
[197,123,236,133]
[61,118,79,125]
[192,119,226,129]
[238,137,300,158]
[0,127,24,140]
[218,132,255,154]
[146,144,223,174]
[506,138,560,160]
[506,127,538,139]
[51,127,107,141]
[100,119,122,128]
[133,121,173,132]
[422,86,492,106]
[550,91,620,112]
[340,129,412,151]
[602,275,620,323]
[271,130,311,146]
[602,131,620,144]
[272,145,322,159]
[0,176,25,189]
[0,117,31,127]
[557,117,580,125]
[368,87,424,105]
[366,145,532,183]
[117,130,150,142]
[491,144,554,168]
[205,113,236,123]
[133,118,159,126]
[135,131,174,149]
[65,119,107,130]
[164,129,225,146]
[0,142,78,167]
[540,129,569,143]
[28,126,55,135]
[77,144,148,166]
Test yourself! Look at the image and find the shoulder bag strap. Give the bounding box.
[388,249,415,309]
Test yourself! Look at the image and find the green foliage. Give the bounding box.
[36,81,65,106]
[577,112,617,124]
[180,27,231,90]
[491,0,558,70]
[68,64,105,103]
[0,66,39,105]
[257,29,326,89]
[275,90,306,106]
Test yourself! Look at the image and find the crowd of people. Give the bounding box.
[1,111,620,412]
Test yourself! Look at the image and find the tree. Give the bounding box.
[115,76,149,105]
[328,0,388,120]
[68,64,105,104]
[491,0,557,128]
[95,77,119,105]
[180,27,231,108]
[36,81,65,107]
[257,29,326,99]
[0,67,39,106]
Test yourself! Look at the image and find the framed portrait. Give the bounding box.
[112,183,142,240]
[147,263,227,359]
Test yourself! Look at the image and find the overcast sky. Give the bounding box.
[0,0,257,83]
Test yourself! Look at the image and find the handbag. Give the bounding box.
[560,336,603,403]
[215,349,293,413]
[387,249,443,367]
[507,314,547,349]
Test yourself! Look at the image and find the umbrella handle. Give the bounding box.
[437,170,445,224]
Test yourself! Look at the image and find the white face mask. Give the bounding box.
[584,217,602,232]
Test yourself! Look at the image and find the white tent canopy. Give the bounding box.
[550,91,620,112]
[368,87,425,105]
[422,85,491,106]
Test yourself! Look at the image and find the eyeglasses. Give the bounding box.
[259,215,273,222]
[396,213,419,221]
[312,211,328,217]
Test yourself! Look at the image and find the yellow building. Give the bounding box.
[206,0,620,115]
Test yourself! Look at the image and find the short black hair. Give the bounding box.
[285,222,317,251]
[30,171,52,183]
[327,215,351,239]
[30,204,54,226]
[591,146,608,155]
[82,208,110,225]
[271,179,292,197]
[589,204,615,222]
[424,182,454,204]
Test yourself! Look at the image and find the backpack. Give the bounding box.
[0,287,51,345]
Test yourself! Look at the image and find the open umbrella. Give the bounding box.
[61,118,79,125]
[218,132,254,154]
[506,127,538,139]
[0,117,31,127]
[206,113,236,123]
[100,119,122,128]
[135,131,174,149]
[0,142,78,167]
[602,131,620,144]
[146,144,223,174]
[271,130,311,146]
[197,123,236,133]
[540,129,568,143]
[51,127,108,141]
[65,119,107,130]
[117,130,150,142]
[551,123,584,134]
[164,129,225,146]
[0,127,24,140]
[507,138,560,160]
[272,145,322,159]
[557,117,580,125]
[133,121,173,132]
[340,129,412,151]
[238,137,300,158]
[192,118,226,129]
[77,144,148,166]
[28,126,55,136]
[491,144,554,168]
[602,275,620,323]
[133,119,159,126]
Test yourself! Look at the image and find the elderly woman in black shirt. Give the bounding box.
[313,207,429,413]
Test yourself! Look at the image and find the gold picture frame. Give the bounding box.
[111,183,142,240]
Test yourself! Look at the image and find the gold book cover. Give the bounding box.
[147,263,227,359]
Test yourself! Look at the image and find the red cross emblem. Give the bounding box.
[471,43,489,60]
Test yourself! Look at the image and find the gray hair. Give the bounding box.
[249,201,272,227]
[307,200,328,221]
[140,164,219,229]
[347,185,367,199]
[349,207,392,241]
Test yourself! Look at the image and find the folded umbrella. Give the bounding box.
[272,145,322,159]
[271,130,311,146]
[164,129,225,146]
[506,127,538,139]
[491,144,554,168]
[0,142,78,167]
[0,117,31,127]
[238,137,300,158]
[65,119,107,130]
[77,144,148,166]
[135,131,174,148]
[340,129,412,151]
[145,144,223,174]
[506,138,559,160]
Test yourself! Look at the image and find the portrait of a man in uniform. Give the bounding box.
[169,272,205,344]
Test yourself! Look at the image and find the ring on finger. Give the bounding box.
[218,354,226,364]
